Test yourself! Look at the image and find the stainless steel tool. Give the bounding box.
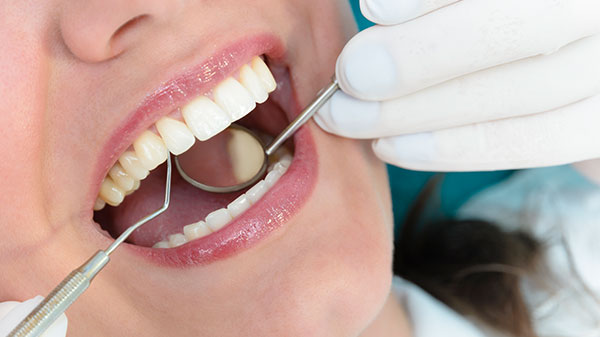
[8,156,173,337]
[175,78,339,193]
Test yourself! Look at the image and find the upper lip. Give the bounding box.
[89,34,285,210]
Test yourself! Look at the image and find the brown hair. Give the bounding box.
[393,175,541,337]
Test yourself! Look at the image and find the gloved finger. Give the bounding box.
[0,297,68,337]
[372,93,600,171]
[359,0,459,25]
[337,0,600,101]
[319,34,600,138]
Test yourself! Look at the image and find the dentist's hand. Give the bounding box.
[317,0,600,171]
[0,297,67,337]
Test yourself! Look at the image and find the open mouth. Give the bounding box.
[91,36,318,266]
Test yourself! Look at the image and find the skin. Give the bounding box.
[0,0,409,336]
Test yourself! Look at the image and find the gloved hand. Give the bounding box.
[0,297,67,337]
[316,0,600,171]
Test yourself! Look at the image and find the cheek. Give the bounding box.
[0,5,52,252]
[270,131,393,336]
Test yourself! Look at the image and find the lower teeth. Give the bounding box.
[152,153,292,248]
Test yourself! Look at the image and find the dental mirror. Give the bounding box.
[175,78,339,193]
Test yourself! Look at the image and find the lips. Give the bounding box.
[91,34,319,267]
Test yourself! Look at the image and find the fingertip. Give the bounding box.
[360,0,421,25]
[336,32,399,100]
[313,105,336,134]
[373,133,436,169]
[316,91,381,138]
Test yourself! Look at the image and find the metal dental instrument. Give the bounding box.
[8,156,173,337]
[175,78,340,193]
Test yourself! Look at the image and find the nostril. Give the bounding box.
[113,15,149,42]
[109,15,150,58]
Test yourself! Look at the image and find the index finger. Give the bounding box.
[338,0,600,101]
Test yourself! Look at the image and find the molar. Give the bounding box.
[108,163,135,191]
[280,154,292,168]
[133,131,169,170]
[94,198,106,211]
[155,116,196,155]
[99,177,125,206]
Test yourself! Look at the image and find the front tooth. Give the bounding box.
[168,233,187,247]
[155,117,196,155]
[227,194,251,217]
[183,221,211,241]
[108,163,135,191]
[213,78,256,121]
[251,57,277,92]
[93,198,106,211]
[99,177,125,206]
[205,208,233,232]
[239,65,269,103]
[264,169,282,188]
[118,151,149,180]
[133,131,169,170]
[182,96,231,141]
[246,180,268,204]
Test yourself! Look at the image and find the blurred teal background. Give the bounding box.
[347,0,514,229]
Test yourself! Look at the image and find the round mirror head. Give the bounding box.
[175,125,268,193]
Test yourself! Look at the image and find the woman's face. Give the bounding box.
[0,1,394,336]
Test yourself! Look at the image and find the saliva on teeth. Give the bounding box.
[94,56,277,209]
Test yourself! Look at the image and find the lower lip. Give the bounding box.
[129,124,318,267]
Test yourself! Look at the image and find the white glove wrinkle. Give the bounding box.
[373,93,600,171]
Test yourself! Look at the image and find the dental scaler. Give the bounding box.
[7,157,172,337]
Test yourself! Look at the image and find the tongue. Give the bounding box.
[99,156,244,247]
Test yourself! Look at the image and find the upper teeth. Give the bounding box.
[95,56,277,209]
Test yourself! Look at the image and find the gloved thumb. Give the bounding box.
[334,26,401,102]
[0,297,68,337]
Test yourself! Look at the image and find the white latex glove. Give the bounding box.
[0,297,68,337]
[316,0,600,171]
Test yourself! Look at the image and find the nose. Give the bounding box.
[60,0,181,63]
